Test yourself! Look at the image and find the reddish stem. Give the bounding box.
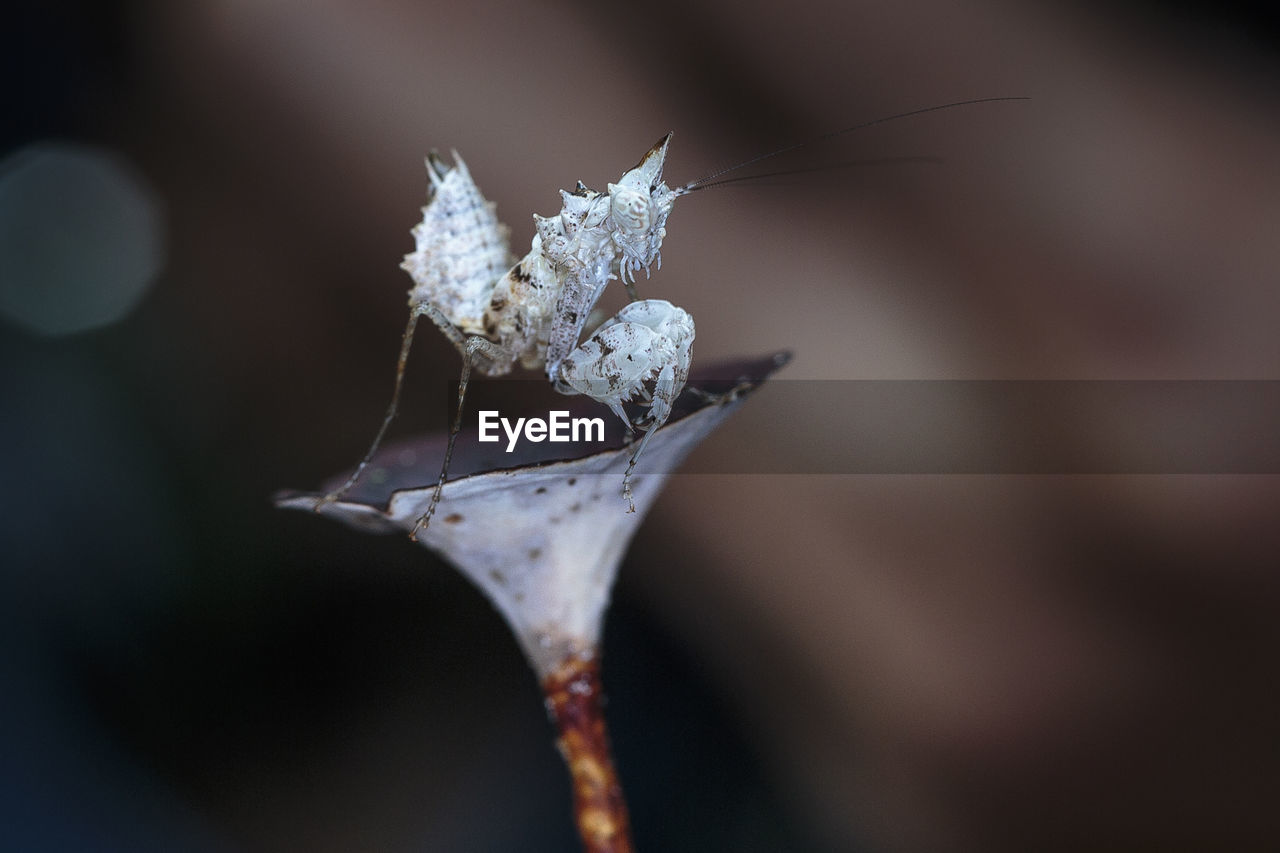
[542,656,635,853]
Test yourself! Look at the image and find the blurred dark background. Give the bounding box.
[3,1,1280,850]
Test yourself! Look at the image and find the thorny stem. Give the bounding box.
[543,656,634,853]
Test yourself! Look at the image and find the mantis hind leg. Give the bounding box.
[317,300,497,527]
[409,333,508,541]
[317,309,426,509]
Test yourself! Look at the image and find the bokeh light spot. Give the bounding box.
[0,143,164,336]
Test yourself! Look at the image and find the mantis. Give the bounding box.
[320,135,694,538]
[317,98,1027,538]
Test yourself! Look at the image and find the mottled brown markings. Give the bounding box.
[444,513,464,524]
[489,568,506,585]
[568,477,577,486]
[528,547,543,560]
[535,486,548,494]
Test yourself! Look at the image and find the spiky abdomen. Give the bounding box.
[400,156,512,334]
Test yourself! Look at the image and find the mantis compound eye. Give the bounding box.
[609,187,651,235]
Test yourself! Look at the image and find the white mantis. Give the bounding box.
[320,135,696,538]
[317,98,1027,539]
